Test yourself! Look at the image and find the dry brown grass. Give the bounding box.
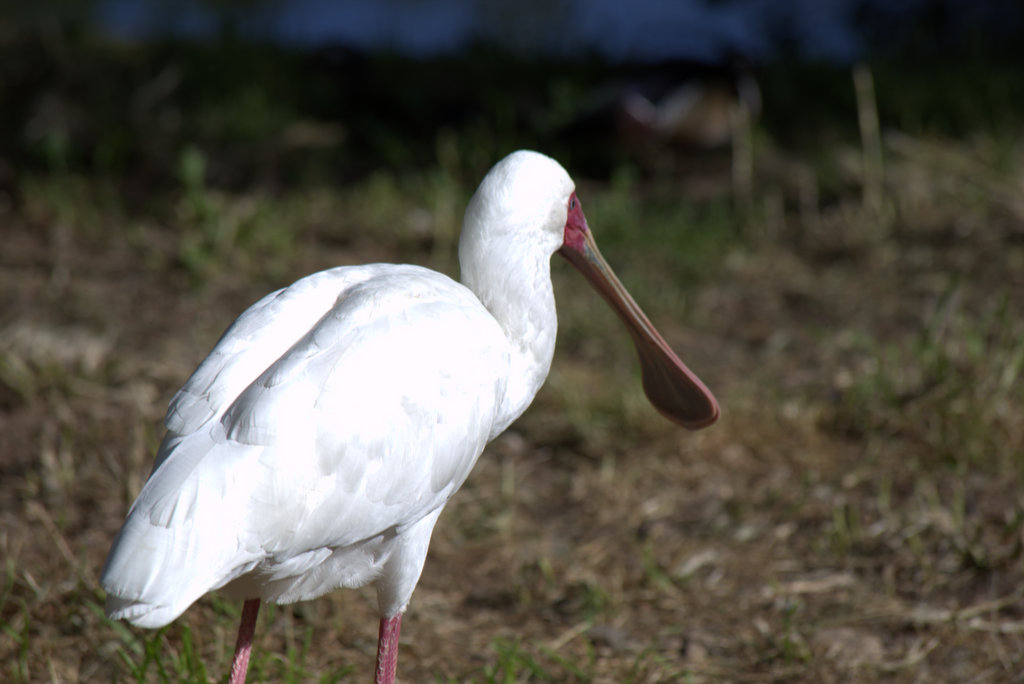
[2,125,1024,682]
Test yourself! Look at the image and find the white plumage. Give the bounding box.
[101,150,718,684]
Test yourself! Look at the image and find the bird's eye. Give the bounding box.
[569,196,578,211]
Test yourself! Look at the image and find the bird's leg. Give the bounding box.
[374,614,403,684]
[228,598,261,684]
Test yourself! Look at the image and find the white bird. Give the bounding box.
[101,150,719,684]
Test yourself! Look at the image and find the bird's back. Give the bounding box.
[102,264,511,627]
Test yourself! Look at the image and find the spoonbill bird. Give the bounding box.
[101,150,719,684]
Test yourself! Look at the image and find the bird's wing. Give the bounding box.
[220,265,510,547]
[102,265,511,625]
[164,265,391,439]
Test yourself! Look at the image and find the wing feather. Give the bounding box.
[165,265,390,437]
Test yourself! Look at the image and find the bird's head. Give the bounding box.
[462,150,575,258]
[464,150,720,430]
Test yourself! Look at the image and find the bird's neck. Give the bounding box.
[460,239,558,436]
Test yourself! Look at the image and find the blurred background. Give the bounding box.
[2,1,1024,681]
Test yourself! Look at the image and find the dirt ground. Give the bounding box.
[2,114,1024,681]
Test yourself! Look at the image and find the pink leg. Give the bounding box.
[228,598,261,684]
[374,614,403,684]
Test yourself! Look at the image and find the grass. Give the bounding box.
[2,33,1024,681]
